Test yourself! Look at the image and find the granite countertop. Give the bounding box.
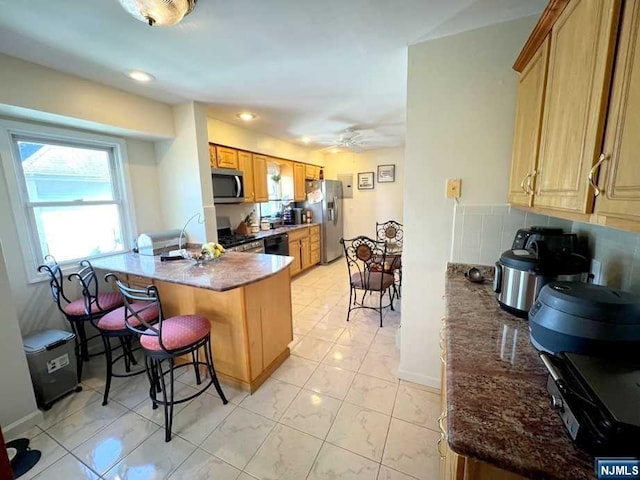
[91,252,293,292]
[445,264,594,480]
[252,223,319,240]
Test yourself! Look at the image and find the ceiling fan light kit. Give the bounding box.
[118,0,197,26]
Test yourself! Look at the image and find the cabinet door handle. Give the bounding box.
[588,154,608,197]
[527,170,537,194]
[519,173,531,194]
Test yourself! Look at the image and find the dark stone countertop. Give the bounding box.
[445,265,594,480]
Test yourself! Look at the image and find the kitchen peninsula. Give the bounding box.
[91,252,294,393]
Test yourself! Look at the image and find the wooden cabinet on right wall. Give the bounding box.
[593,0,640,223]
[508,36,549,207]
[534,0,620,213]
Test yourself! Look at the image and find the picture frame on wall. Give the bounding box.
[377,164,395,183]
[357,172,375,190]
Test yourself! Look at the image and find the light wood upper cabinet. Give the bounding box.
[594,0,640,222]
[294,163,306,201]
[534,0,621,213]
[208,144,217,169]
[508,36,550,207]
[238,151,255,203]
[216,146,239,169]
[304,164,320,180]
[253,154,269,202]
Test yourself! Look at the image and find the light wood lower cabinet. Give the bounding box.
[154,268,293,392]
[310,225,320,265]
[287,226,320,276]
[288,239,302,276]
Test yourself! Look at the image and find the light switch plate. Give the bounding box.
[446,179,462,198]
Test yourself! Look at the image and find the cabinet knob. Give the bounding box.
[520,172,533,194]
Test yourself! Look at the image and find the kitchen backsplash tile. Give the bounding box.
[451,205,640,294]
[571,221,640,293]
[451,205,572,267]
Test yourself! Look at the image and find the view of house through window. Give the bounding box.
[13,137,127,263]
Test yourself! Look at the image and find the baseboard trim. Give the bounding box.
[397,368,441,391]
[3,409,43,438]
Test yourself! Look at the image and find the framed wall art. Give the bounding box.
[357,172,375,190]
[377,164,395,183]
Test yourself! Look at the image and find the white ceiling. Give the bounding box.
[0,0,545,150]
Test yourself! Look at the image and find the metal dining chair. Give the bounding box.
[376,220,403,298]
[340,236,395,327]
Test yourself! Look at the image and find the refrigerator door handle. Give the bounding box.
[333,195,338,225]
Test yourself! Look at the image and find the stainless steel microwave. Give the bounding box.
[212,168,245,204]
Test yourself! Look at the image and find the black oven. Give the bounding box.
[212,168,244,204]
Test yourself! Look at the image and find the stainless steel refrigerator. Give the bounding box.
[304,180,344,264]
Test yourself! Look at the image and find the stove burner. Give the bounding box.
[218,234,256,248]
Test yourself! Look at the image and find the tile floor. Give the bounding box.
[9,261,442,480]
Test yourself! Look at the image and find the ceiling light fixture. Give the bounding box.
[118,0,197,27]
[236,112,257,122]
[301,136,311,144]
[126,70,155,82]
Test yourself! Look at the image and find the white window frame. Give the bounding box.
[0,119,137,283]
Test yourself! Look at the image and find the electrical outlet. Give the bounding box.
[590,259,602,284]
[446,179,462,198]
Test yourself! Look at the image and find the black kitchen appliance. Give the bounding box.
[529,282,640,357]
[494,242,589,318]
[512,226,582,255]
[264,233,289,256]
[216,216,264,253]
[540,351,640,456]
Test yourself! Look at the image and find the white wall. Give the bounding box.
[156,102,216,243]
[324,147,404,240]
[402,16,536,388]
[0,55,171,334]
[0,53,174,140]
[0,241,42,436]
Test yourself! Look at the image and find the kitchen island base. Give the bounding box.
[154,267,293,393]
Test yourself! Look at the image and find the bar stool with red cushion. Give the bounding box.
[96,297,160,406]
[107,273,228,442]
[38,257,123,382]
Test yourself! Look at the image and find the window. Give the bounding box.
[1,123,133,274]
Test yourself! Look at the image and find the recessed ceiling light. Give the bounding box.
[237,112,257,122]
[331,148,340,154]
[126,70,155,82]
[301,136,311,144]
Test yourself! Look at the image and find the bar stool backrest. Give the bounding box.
[37,255,71,314]
[106,273,167,349]
[68,260,110,317]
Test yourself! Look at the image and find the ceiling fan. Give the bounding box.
[316,128,366,153]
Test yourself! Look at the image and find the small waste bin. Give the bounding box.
[23,329,80,410]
